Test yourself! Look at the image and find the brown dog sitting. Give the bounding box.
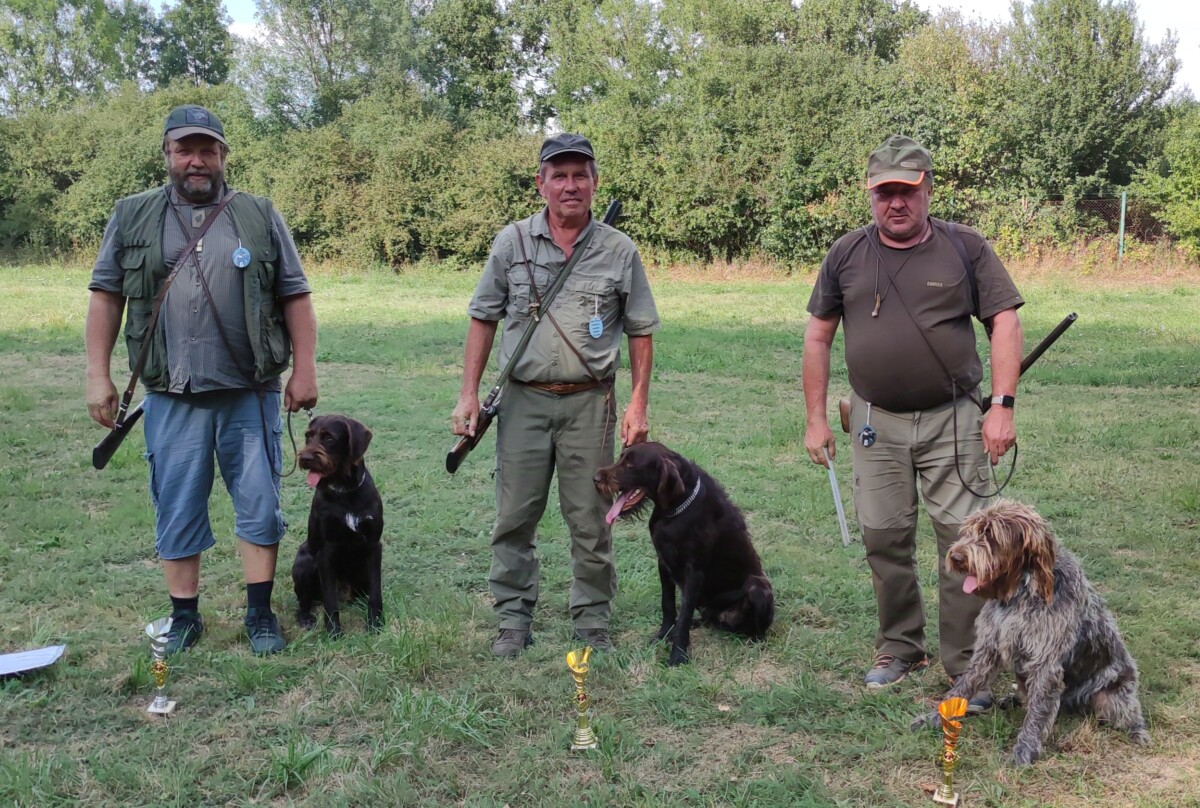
[292,415,384,636]
[594,441,774,665]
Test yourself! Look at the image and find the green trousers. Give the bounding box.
[489,382,617,630]
[850,391,991,676]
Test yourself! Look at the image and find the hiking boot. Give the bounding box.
[491,628,533,657]
[165,610,203,655]
[864,653,929,688]
[572,628,614,651]
[244,608,287,655]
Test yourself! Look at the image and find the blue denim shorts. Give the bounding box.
[143,389,286,560]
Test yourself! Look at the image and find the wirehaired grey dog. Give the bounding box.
[911,500,1150,766]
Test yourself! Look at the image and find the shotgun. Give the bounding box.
[838,312,1079,429]
[446,200,623,474]
[92,401,144,470]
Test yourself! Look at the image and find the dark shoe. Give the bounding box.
[572,628,614,651]
[244,608,287,655]
[165,610,203,655]
[491,628,533,657]
[947,677,995,715]
[864,653,929,689]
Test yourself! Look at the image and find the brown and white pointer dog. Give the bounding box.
[292,415,384,636]
[594,441,774,665]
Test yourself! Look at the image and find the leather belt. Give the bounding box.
[515,378,612,395]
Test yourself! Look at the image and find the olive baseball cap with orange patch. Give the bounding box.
[866,135,932,189]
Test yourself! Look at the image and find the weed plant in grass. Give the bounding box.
[0,265,1197,807]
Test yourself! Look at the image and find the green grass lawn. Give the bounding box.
[1,263,1198,807]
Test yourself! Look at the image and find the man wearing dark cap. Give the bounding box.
[451,133,660,656]
[802,135,1024,706]
[85,104,319,655]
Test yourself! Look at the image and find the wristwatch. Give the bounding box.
[990,394,1015,409]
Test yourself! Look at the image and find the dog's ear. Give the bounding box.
[657,455,685,504]
[347,419,373,464]
[1020,511,1057,604]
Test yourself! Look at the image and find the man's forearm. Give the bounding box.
[626,335,653,407]
[988,309,1023,395]
[461,318,498,395]
[86,291,125,378]
[282,293,318,374]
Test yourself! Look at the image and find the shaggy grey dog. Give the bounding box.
[912,500,1151,766]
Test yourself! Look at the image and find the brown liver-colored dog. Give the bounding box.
[292,415,384,636]
[594,441,774,665]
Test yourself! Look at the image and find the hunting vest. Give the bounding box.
[114,187,290,391]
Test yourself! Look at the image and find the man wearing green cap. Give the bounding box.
[85,104,319,655]
[802,135,1024,708]
[450,133,660,657]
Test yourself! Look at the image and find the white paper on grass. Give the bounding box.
[0,645,66,676]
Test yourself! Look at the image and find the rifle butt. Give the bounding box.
[91,402,145,470]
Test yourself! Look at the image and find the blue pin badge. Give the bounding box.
[232,241,251,268]
[588,295,603,339]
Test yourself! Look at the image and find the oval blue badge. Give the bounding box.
[232,246,251,268]
[588,316,603,339]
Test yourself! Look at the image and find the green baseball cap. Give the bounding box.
[866,135,931,189]
[163,105,227,145]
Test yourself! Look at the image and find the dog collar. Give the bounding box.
[327,467,367,494]
[662,477,703,519]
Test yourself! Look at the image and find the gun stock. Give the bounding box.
[92,401,144,470]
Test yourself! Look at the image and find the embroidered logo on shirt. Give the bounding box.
[927,281,944,287]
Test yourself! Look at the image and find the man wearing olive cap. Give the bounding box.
[85,104,319,655]
[802,135,1024,706]
[451,133,660,657]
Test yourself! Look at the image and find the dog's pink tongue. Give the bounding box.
[605,491,631,525]
[306,471,322,488]
[963,575,979,594]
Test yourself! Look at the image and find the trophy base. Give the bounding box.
[570,727,598,751]
[931,791,959,807]
[147,699,176,716]
[570,739,598,752]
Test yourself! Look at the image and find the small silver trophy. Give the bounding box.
[145,617,176,715]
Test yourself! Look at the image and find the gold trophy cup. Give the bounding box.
[932,696,968,806]
[145,617,176,715]
[566,647,598,751]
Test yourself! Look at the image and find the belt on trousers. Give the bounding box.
[514,378,613,395]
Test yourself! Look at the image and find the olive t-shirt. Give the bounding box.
[807,219,1023,412]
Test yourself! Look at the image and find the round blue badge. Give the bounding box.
[232,246,251,268]
[588,316,603,339]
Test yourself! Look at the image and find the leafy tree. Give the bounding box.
[1134,102,1200,253]
[999,0,1178,196]
[154,0,232,87]
[795,0,927,61]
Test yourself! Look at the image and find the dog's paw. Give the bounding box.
[296,612,317,630]
[667,647,689,666]
[650,624,673,643]
[367,613,384,633]
[326,624,344,639]
[1129,727,1152,746]
[1010,742,1040,767]
[910,710,938,732]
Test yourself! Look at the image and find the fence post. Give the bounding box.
[1118,191,1127,264]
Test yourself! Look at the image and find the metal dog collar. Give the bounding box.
[662,477,703,519]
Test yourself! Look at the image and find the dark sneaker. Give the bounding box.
[572,628,614,651]
[864,653,929,688]
[244,608,287,655]
[491,628,533,657]
[948,678,995,715]
[165,610,203,655]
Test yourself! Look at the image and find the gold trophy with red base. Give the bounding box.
[932,697,968,806]
[566,647,598,751]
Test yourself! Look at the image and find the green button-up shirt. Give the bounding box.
[468,208,660,384]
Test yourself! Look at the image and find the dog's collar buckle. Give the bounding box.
[663,477,703,519]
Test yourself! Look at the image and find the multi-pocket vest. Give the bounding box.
[114,187,290,391]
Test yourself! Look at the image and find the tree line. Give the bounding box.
[2,0,1199,266]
